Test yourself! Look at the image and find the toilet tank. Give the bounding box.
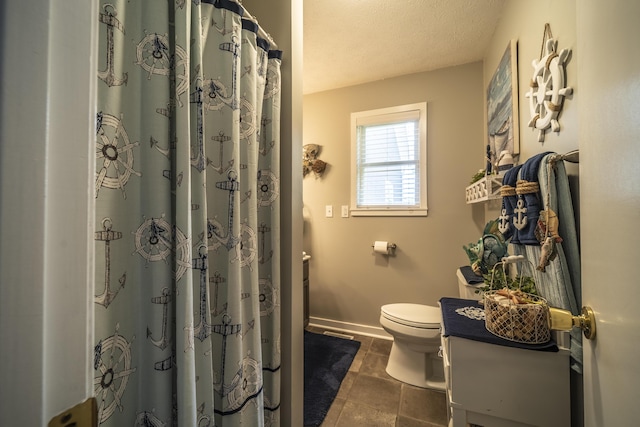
[456,268,484,301]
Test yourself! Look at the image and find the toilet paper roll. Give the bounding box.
[373,241,390,254]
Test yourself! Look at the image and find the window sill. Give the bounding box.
[350,208,428,217]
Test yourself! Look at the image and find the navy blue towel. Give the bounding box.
[516,152,553,245]
[499,165,522,242]
[459,266,484,284]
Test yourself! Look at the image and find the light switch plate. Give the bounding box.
[48,397,97,427]
[325,205,333,217]
[341,205,349,217]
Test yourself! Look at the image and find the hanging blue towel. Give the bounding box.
[511,153,582,373]
[499,165,522,243]
[459,265,484,284]
[515,152,553,245]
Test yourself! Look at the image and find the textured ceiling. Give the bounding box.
[303,0,506,94]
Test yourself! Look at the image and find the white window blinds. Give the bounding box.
[350,103,427,216]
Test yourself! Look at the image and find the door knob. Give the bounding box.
[549,306,596,339]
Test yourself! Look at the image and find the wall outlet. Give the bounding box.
[325,205,333,217]
[48,397,97,427]
[341,205,349,218]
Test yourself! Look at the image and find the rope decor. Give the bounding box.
[516,179,540,195]
[545,53,559,70]
[547,101,562,112]
[500,185,517,197]
[539,23,554,60]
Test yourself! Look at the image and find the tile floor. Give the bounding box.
[306,326,449,427]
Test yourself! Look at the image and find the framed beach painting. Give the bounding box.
[487,40,519,172]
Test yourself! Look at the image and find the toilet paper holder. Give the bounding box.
[371,242,397,251]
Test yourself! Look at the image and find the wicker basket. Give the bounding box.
[483,257,551,344]
[484,290,550,344]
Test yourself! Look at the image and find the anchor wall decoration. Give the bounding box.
[498,208,511,235]
[513,199,529,230]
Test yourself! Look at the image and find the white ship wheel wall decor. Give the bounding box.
[525,34,573,143]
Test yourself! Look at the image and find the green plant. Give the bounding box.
[481,268,538,295]
[469,169,486,184]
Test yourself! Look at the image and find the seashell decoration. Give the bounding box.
[303,144,328,178]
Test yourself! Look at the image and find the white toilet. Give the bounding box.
[379,268,482,390]
[380,303,444,390]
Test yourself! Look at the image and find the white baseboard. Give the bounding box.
[308,316,392,340]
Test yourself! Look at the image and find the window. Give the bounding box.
[350,103,427,216]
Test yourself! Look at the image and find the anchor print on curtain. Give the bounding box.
[93,0,282,425]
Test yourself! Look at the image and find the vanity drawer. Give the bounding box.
[445,335,570,427]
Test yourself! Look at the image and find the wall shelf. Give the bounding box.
[465,175,503,204]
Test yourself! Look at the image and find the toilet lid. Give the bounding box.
[381,303,441,328]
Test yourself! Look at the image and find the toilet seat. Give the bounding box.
[381,303,441,329]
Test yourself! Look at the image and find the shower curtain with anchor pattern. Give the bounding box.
[93,0,282,425]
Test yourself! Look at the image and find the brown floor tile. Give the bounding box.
[399,384,448,426]
[370,338,393,355]
[360,351,392,380]
[396,415,444,427]
[335,400,396,427]
[349,346,366,372]
[351,333,374,351]
[348,374,402,414]
[336,371,357,400]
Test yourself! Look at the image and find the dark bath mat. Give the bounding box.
[304,330,360,426]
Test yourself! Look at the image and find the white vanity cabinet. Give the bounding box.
[439,298,571,427]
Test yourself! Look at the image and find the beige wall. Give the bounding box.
[484,3,581,423]
[303,62,486,328]
[303,0,579,330]
[484,0,579,222]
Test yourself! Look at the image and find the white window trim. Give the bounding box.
[350,102,428,217]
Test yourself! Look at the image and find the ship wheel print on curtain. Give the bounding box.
[132,214,191,282]
[95,112,141,200]
[93,323,137,424]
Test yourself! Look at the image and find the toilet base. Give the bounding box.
[386,340,445,391]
